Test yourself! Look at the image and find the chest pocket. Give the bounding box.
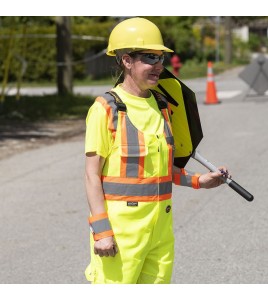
[120,145,147,157]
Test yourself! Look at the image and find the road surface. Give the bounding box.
[1,67,268,285]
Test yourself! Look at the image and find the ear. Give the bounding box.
[122,54,132,70]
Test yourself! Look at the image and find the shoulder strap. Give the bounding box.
[106,89,167,112]
[150,89,168,110]
[150,89,173,123]
[106,91,127,112]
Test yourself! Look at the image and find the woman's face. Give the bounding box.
[123,50,164,91]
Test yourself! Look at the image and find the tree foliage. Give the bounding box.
[145,16,199,60]
[1,16,267,84]
[0,17,114,82]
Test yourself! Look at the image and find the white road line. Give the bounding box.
[217,90,242,99]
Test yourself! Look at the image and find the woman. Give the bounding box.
[84,17,229,284]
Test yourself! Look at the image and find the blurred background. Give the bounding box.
[1,16,268,120]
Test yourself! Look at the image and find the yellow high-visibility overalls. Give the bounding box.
[85,86,200,283]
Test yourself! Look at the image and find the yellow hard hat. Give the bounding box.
[106,17,173,56]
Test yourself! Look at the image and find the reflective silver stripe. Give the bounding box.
[126,116,139,146]
[126,156,140,177]
[102,93,119,132]
[159,181,172,194]
[163,118,174,145]
[103,181,172,196]
[125,116,140,177]
[180,175,193,187]
[90,218,112,234]
[124,145,141,156]
[166,136,174,145]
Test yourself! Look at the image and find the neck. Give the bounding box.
[121,80,150,98]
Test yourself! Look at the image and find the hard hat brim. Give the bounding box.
[106,45,173,56]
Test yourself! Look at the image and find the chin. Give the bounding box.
[148,81,158,88]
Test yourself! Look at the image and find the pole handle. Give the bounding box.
[228,180,254,202]
[192,151,254,202]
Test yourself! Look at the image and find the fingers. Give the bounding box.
[104,244,118,257]
[218,166,232,179]
[94,239,118,257]
[199,166,232,189]
[210,166,231,179]
[94,246,117,257]
[112,243,118,256]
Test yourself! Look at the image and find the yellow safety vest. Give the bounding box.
[96,90,174,202]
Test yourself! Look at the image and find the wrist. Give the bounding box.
[193,174,201,189]
[88,212,114,241]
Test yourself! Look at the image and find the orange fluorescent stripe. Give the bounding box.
[139,156,145,178]
[120,156,127,177]
[163,128,173,176]
[96,97,116,134]
[89,212,108,223]
[173,173,181,185]
[161,109,168,121]
[167,120,173,135]
[167,103,172,117]
[93,230,114,241]
[192,174,201,189]
[120,112,127,177]
[138,131,145,178]
[162,109,173,133]
[104,193,172,202]
[120,112,127,145]
[180,168,187,175]
[168,145,173,174]
[173,168,187,182]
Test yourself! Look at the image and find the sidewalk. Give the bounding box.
[0,118,85,161]
[5,85,113,97]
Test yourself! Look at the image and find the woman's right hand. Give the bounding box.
[94,236,118,257]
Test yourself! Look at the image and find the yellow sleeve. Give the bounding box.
[85,100,113,158]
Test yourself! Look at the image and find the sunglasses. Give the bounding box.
[129,52,165,65]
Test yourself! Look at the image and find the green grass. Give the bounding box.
[0,94,94,122]
[16,77,115,88]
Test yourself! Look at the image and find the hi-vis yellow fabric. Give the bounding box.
[85,199,174,283]
[113,85,164,134]
[85,85,164,157]
[85,85,173,182]
[84,86,200,283]
[85,100,113,159]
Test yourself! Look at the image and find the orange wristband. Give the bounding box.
[192,174,201,189]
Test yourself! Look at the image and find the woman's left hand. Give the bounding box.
[199,166,231,189]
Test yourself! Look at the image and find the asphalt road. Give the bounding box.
[1,67,268,285]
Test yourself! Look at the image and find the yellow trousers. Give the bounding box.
[85,199,174,284]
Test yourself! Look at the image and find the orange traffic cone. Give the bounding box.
[204,61,220,104]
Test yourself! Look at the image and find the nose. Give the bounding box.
[154,61,164,72]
